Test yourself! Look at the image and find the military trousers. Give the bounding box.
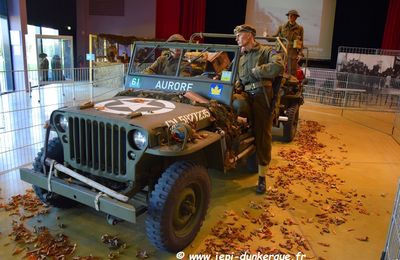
[246,86,273,166]
[287,48,299,76]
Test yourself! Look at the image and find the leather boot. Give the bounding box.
[256,176,266,194]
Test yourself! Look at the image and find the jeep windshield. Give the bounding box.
[125,41,241,106]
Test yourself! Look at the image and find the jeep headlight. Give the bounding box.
[132,129,147,150]
[54,114,69,133]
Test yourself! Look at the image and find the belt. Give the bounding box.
[244,81,269,91]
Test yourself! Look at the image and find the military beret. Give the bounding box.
[286,9,300,17]
[234,24,256,36]
[166,34,186,43]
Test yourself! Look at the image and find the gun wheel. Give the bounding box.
[283,103,300,142]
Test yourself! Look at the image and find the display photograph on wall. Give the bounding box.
[337,52,395,76]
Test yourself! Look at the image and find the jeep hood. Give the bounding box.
[60,96,212,130]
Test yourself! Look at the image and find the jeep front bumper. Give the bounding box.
[20,168,141,223]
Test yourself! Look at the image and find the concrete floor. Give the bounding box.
[0,103,399,259]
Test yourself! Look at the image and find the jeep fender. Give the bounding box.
[146,130,224,171]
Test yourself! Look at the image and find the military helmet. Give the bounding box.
[286,9,300,17]
[234,24,256,36]
[166,34,186,43]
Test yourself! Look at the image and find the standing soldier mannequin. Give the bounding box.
[234,24,284,194]
[271,10,304,76]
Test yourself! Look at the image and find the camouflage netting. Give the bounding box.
[115,89,246,168]
[97,34,162,45]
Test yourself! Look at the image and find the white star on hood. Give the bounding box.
[108,99,159,113]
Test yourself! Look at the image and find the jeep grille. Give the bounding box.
[68,117,127,175]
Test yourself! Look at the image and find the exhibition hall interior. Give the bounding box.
[0,0,400,259]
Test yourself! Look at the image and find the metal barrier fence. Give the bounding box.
[304,68,400,110]
[1,64,399,173]
[303,67,400,146]
[0,64,125,173]
[0,68,90,94]
[382,180,400,260]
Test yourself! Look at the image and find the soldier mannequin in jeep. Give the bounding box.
[234,24,284,194]
[143,34,190,76]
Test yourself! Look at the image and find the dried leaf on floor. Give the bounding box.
[136,249,150,259]
[101,234,126,250]
[318,242,330,247]
[356,236,369,242]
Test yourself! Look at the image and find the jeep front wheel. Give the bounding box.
[146,161,211,252]
[32,138,76,208]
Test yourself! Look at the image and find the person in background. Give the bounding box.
[234,24,284,194]
[39,53,49,82]
[143,34,189,76]
[107,45,117,62]
[271,10,304,76]
[51,55,62,81]
[122,52,130,63]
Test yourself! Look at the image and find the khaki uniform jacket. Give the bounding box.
[238,42,284,86]
[143,55,180,76]
[272,22,304,50]
[143,54,191,77]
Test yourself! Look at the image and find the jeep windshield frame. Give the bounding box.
[125,41,241,106]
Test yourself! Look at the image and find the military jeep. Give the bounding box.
[19,35,303,252]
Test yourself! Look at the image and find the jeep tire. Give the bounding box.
[146,161,211,252]
[283,103,300,142]
[32,138,76,208]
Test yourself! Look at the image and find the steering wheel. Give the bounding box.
[200,72,217,79]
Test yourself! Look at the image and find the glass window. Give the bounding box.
[26,25,58,71]
[0,11,13,92]
[35,35,73,85]
[131,44,235,82]
[25,25,72,86]
[26,25,41,70]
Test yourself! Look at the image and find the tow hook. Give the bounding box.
[106,214,123,225]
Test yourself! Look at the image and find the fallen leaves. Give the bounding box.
[318,242,330,247]
[101,234,126,250]
[136,249,150,259]
[73,256,103,260]
[1,190,110,259]
[12,246,25,255]
[200,120,371,257]
[269,120,372,238]
[9,221,77,259]
[356,236,369,242]
[0,189,47,220]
